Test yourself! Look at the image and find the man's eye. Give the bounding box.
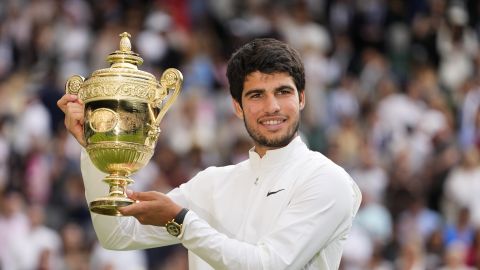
[278,89,291,95]
[250,93,261,98]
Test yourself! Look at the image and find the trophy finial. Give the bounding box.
[107,32,143,67]
[119,32,132,52]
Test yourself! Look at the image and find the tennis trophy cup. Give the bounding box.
[65,32,183,216]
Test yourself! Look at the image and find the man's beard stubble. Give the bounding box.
[243,115,300,149]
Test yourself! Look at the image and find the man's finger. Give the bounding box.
[118,200,155,215]
[64,102,86,146]
[57,94,79,113]
[65,107,84,129]
[118,202,141,216]
[126,191,160,202]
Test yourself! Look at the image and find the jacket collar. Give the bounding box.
[248,136,307,169]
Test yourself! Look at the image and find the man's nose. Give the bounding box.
[264,95,280,113]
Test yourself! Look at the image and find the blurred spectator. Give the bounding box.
[460,81,480,150]
[90,243,147,270]
[439,241,476,270]
[444,207,475,248]
[0,191,29,269]
[327,75,360,129]
[350,143,388,204]
[355,191,393,245]
[24,141,52,205]
[6,205,62,270]
[425,228,445,270]
[466,229,480,268]
[365,244,394,270]
[443,148,480,226]
[341,224,374,269]
[326,115,362,169]
[437,5,478,93]
[12,86,51,157]
[58,222,90,270]
[397,194,442,246]
[162,92,217,156]
[395,240,427,270]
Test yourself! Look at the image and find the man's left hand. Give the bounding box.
[119,190,183,226]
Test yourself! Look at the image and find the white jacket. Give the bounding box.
[81,136,362,270]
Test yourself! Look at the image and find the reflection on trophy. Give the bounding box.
[65,32,183,216]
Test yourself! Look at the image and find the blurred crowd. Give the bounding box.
[1,0,480,269]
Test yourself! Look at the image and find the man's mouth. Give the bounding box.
[259,117,287,130]
[262,119,285,125]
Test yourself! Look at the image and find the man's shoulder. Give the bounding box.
[296,150,362,216]
[300,149,347,175]
[296,149,358,194]
[195,159,249,179]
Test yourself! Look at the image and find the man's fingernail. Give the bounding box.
[126,189,133,196]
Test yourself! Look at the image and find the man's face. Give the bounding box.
[233,71,305,156]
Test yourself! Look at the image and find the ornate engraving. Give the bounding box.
[160,68,181,88]
[89,108,118,133]
[79,81,156,102]
[65,75,85,95]
[118,110,144,132]
[146,123,161,146]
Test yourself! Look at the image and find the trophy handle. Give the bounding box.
[154,68,183,126]
[65,75,85,99]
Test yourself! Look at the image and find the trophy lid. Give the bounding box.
[106,32,144,68]
[73,32,160,103]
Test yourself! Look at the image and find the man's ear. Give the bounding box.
[232,99,244,119]
[299,91,306,110]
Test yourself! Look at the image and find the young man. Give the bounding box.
[58,38,362,269]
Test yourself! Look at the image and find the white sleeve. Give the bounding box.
[179,169,362,270]
[80,149,183,249]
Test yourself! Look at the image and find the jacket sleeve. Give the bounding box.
[80,149,184,249]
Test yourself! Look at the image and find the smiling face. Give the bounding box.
[233,71,305,157]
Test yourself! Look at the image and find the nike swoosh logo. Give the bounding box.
[267,189,285,197]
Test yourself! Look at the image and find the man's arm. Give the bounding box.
[81,149,183,249]
[119,166,361,269]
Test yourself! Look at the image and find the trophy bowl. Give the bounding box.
[65,32,182,216]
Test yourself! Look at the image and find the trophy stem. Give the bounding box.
[89,174,135,216]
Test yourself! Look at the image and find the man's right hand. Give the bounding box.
[57,94,86,147]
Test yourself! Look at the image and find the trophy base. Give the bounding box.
[89,174,135,216]
[90,196,134,216]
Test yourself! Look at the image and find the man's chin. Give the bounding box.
[245,120,299,150]
[257,134,295,148]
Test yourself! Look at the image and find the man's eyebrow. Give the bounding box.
[243,88,264,97]
[243,84,295,97]
[275,85,295,91]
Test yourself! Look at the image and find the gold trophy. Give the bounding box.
[65,32,182,216]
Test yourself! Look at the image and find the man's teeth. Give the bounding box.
[263,120,283,125]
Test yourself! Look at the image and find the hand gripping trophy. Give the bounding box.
[65,32,182,216]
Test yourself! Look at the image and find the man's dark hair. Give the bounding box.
[226,38,305,106]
